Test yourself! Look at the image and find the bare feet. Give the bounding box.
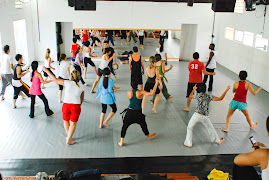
[49,112,56,117]
[84,83,88,86]
[66,137,76,145]
[118,142,123,147]
[250,123,258,129]
[1,97,5,101]
[218,137,224,145]
[114,87,120,91]
[99,124,103,129]
[21,94,26,99]
[184,144,192,148]
[167,96,173,101]
[91,90,96,93]
[152,108,158,113]
[222,128,229,133]
[148,133,156,140]
[182,108,190,112]
[104,122,111,127]
[13,105,17,109]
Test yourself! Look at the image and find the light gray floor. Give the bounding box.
[0,39,268,159]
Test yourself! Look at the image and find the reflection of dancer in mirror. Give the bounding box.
[147,30,157,40]
[138,30,145,49]
[184,84,230,148]
[81,30,89,45]
[128,30,137,43]
[120,30,128,45]
[117,51,133,64]
[74,46,88,86]
[70,38,80,65]
[58,54,70,103]
[42,49,55,89]
[96,68,117,128]
[203,43,216,91]
[142,56,162,114]
[118,78,159,147]
[83,41,97,79]
[156,42,168,65]
[91,30,103,50]
[159,30,166,44]
[222,71,261,132]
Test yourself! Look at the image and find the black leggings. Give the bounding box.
[232,164,261,180]
[84,57,95,68]
[160,36,165,44]
[74,64,86,84]
[139,36,144,45]
[13,84,30,99]
[120,109,149,138]
[29,94,54,118]
[102,103,117,113]
[203,68,215,90]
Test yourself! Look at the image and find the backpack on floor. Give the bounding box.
[34,172,49,180]
[51,170,70,180]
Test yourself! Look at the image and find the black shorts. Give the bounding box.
[186,82,202,98]
[121,34,127,39]
[144,82,160,94]
[43,68,54,77]
[131,73,143,85]
[58,76,68,90]
[97,68,103,76]
[84,57,95,68]
[94,37,101,43]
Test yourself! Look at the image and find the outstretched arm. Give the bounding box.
[213,86,230,101]
[43,67,64,86]
[163,62,173,73]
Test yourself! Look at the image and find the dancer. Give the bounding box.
[74,46,88,86]
[142,56,162,114]
[222,70,261,132]
[70,38,80,63]
[43,67,84,145]
[156,42,167,65]
[138,30,145,49]
[184,83,230,148]
[128,30,137,43]
[81,30,89,45]
[91,48,113,93]
[118,78,159,147]
[83,41,97,79]
[12,54,31,109]
[91,30,103,50]
[96,68,117,128]
[58,54,70,103]
[120,30,128,45]
[29,61,54,118]
[106,30,115,48]
[203,43,216,91]
[102,41,117,79]
[159,30,166,44]
[144,30,149,43]
[147,30,156,40]
[129,46,144,91]
[183,52,216,112]
[151,54,173,103]
[117,51,133,64]
[42,48,55,89]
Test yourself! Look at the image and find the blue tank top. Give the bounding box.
[128,90,142,110]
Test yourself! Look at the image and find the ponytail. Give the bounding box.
[31,61,38,78]
[149,56,155,69]
[75,46,81,57]
[70,70,81,88]
[58,54,66,65]
[102,68,111,89]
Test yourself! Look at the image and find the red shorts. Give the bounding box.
[62,103,81,122]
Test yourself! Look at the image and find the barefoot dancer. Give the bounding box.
[58,54,70,103]
[151,54,173,103]
[183,52,216,112]
[120,30,128,45]
[29,61,55,118]
[96,68,117,128]
[74,46,88,86]
[83,41,97,79]
[43,68,84,145]
[184,83,230,148]
[142,56,162,114]
[222,71,261,132]
[118,78,159,147]
[42,49,55,89]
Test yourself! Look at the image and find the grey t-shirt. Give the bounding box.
[195,93,214,116]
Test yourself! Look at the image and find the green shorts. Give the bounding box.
[229,100,248,111]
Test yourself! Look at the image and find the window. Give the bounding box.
[234,30,244,42]
[243,31,254,47]
[225,27,234,40]
[255,34,268,51]
[234,0,244,13]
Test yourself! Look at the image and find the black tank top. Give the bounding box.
[13,64,22,80]
[131,55,142,74]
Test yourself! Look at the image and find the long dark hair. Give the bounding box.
[102,68,111,89]
[31,61,38,78]
[160,42,164,52]
[59,54,66,65]
[75,46,81,57]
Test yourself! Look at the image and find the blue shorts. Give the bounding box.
[229,100,248,111]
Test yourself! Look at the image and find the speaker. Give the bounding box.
[187,0,194,6]
[212,0,236,12]
[75,0,96,11]
[68,0,75,7]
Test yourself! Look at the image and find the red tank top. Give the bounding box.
[233,81,247,103]
[71,44,79,58]
[82,33,88,42]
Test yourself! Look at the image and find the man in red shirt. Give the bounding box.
[81,30,89,44]
[183,52,216,112]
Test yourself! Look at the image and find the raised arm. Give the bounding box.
[43,67,64,86]
[163,62,173,73]
[213,86,230,101]
[248,83,262,95]
[16,66,29,78]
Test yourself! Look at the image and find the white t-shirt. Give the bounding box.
[99,55,109,70]
[207,51,216,69]
[63,80,84,104]
[138,30,144,36]
[0,54,13,74]
[160,30,165,36]
[44,58,50,68]
[156,48,167,61]
[59,61,70,79]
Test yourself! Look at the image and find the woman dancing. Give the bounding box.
[118,78,159,147]
[96,68,117,128]
[74,46,88,86]
[83,41,97,79]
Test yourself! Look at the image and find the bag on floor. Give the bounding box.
[51,170,70,180]
[70,169,101,180]
[35,172,49,180]
[207,169,229,180]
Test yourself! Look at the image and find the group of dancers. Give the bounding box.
[0,30,263,147]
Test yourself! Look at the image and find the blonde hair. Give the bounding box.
[149,56,156,69]
[45,48,50,59]
[70,70,81,87]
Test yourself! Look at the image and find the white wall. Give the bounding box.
[60,22,73,59]
[214,5,269,92]
[180,24,198,61]
[171,31,181,40]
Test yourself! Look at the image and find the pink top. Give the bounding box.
[29,71,43,95]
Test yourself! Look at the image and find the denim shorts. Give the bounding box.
[229,100,248,111]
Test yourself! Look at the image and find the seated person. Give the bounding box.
[117,51,133,64]
[233,116,269,180]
